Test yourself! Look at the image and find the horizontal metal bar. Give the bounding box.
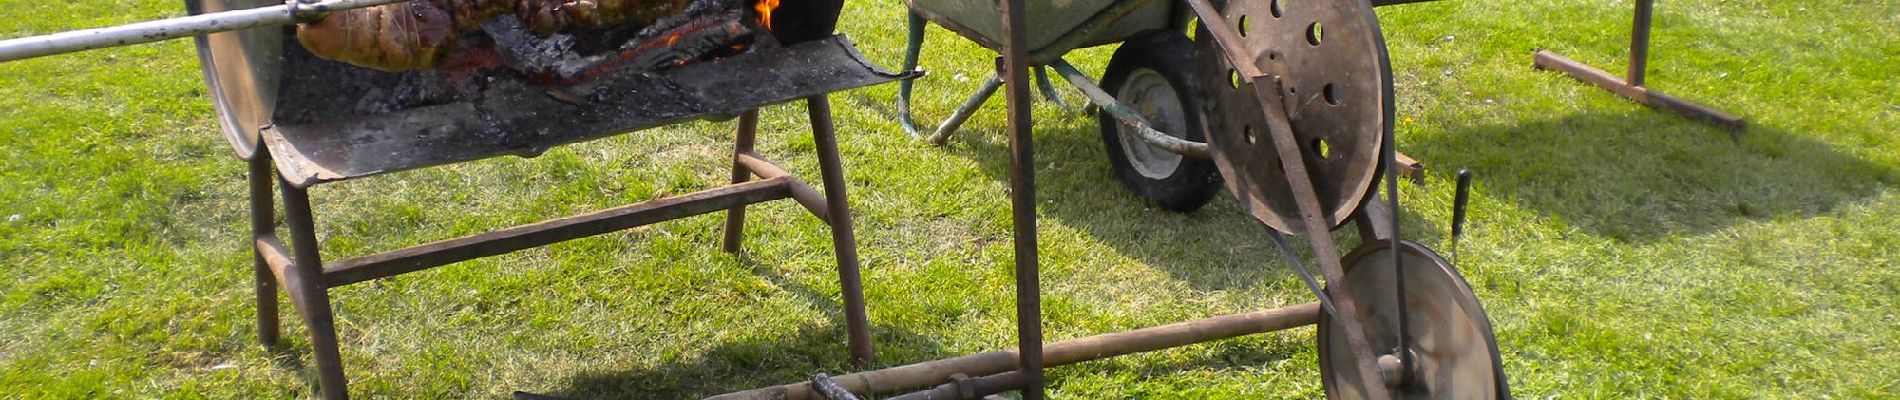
[321,177,794,287]
[1532,50,1745,131]
[735,152,831,224]
[254,234,311,316]
[885,371,1027,400]
[1048,59,1212,160]
[707,302,1320,400]
[1394,152,1424,185]
[0,0,412,63]
[256,234,293,287]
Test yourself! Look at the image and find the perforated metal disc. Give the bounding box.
[1318,240,1510,399]
[1191,0,1393,233]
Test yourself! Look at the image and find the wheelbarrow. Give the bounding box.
[896,0,1424,213]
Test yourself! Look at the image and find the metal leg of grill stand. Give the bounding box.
[1533,0,1745,133]
[720,103,874,369]
[723,110,761,253]
[999,0,1043,394]
[808,95,876,369]
[280,180,350,400]
[248,149,281,347]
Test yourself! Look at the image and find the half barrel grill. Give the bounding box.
[183,0,898,397]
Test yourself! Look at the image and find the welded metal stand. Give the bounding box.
[1534,0,1745,132]
[247,96,873,399]
[997,0,1044,397]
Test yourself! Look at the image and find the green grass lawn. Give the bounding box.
[3,0,1897,398]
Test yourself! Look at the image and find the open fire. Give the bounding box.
[271,0,833,127]
[297,0,789,80]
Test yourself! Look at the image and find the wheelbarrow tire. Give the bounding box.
[1099,30,1221,212]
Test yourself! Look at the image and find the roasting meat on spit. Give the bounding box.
[295,0,759,75]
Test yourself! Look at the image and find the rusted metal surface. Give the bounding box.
[1317,240,1510,399]
[1532,50,1745,131]
[252,235,297,314]
[707,303,1321,400]
[1183,0,1394,398]
[998,0,1046,393]
[1353,192,1396,241]
[1191,0,1391,234]
[735,152,832,223]
[278,179,350,400]
[1393,152,1423,184]
[724,110,763,254]
[1627,0,1653,87]
[320,177,796,288]
[884,371,1027,400]
[807,95,877,369]
[260,35,904,187]
[255,113,878,397]
[246,149,280,346]
[1531,0,1744,132]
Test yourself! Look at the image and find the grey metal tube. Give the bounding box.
[0,0,410,63]
[1046,59,1211,160]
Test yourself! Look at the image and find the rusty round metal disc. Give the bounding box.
[1190,0,1393,233]
[1317,240,1509,399]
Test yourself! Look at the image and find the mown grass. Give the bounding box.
[2,0,1897,398]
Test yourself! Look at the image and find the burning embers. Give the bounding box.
[296,0,785,81]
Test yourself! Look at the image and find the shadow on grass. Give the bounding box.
[933,108,1448,291]
[1408,110,1894,242]
[516,255,950,400]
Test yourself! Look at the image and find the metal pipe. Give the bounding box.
[735,152,832,224]
[897,10,929,139]
[885,371,1027,400]
[247,148,280,347]
[925,73,1003,145]
[723,110,761,253]
[279,179,351,399]
[706,303,1320,400]
[1047,59,1211,160]
[1031,67,1070,109]
[320,178,795,287]
[998,0,1043,391]
[809,95,876,369]
[1531,50,1745,131]
[1628,0,1654,87]
[0,0,412,63]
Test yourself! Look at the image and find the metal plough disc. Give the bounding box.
[1318,240,1510,399]
[1190,0,1393,233]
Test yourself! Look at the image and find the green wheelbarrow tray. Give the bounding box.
[906,0,1176,62]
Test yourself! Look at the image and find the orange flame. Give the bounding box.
[754,0,780,31]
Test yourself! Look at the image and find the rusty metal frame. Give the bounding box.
[710,303,1320,400]
[715,0,1422,398]
[1533,0,1745,132]
[247,96,874,399]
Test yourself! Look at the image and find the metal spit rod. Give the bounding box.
[0,0,411,63]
